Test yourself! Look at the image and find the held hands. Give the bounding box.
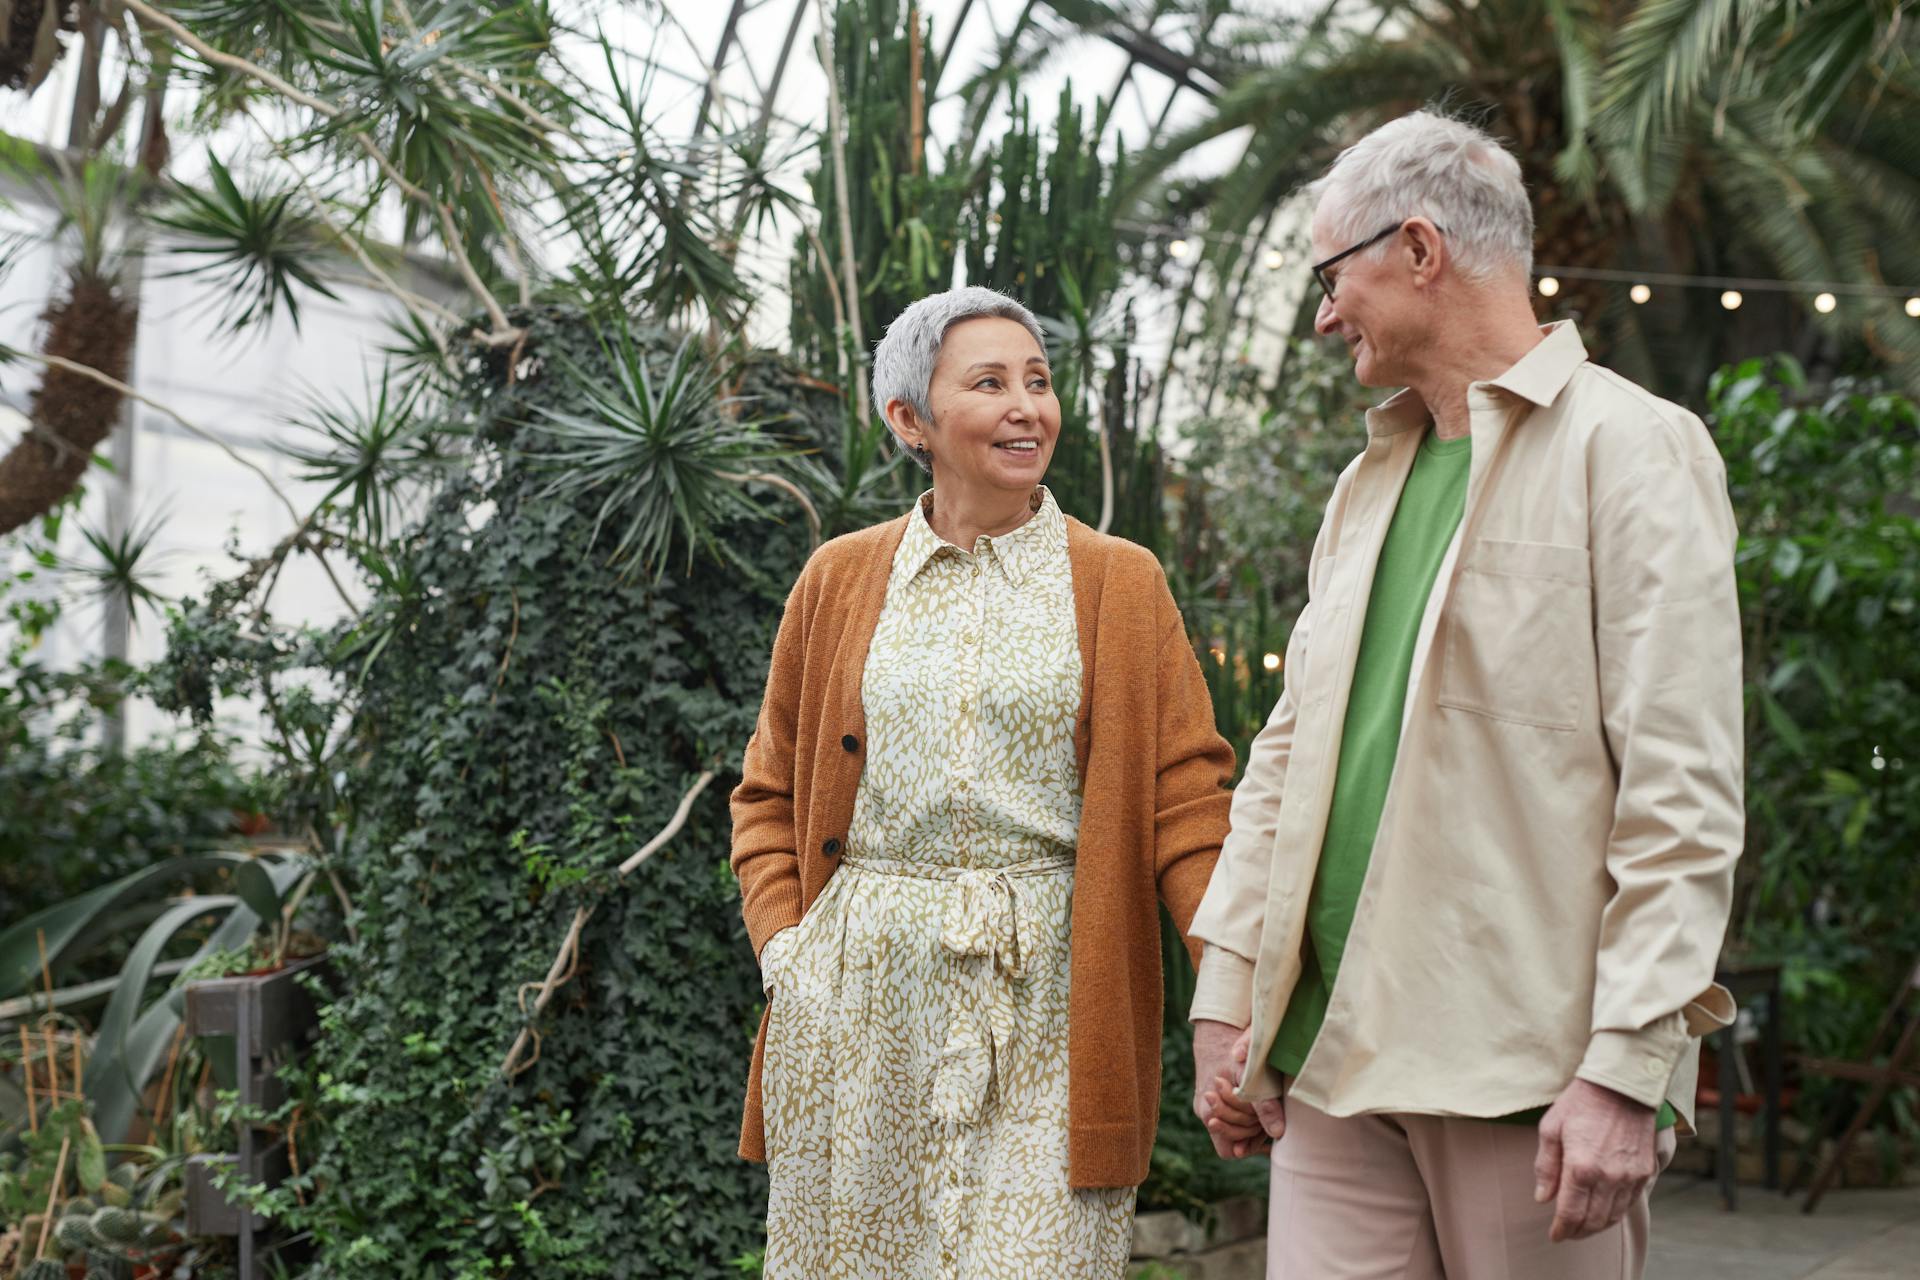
[1192,1021,1286,1159]
[1534,1078,1660,1243]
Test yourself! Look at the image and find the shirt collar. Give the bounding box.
[1364,320,1590,437]
[893,486,1063,589]
[1486,320,1588,407]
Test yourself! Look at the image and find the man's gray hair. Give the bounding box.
[1310,109,1534,283]
[871,286,1048,473]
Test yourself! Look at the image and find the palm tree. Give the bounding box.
[0,0,778,536]
[1121,0,1920,400]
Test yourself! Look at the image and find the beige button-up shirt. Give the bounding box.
[1189,322,1742,1126]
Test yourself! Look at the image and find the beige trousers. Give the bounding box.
[1267,1094,1677,1279]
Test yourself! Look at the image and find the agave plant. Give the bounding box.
[0,851,311,1145]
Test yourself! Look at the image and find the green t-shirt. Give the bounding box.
[1267,429,1674,1129]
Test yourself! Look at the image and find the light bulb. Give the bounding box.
[1262,652,1282,672]
[1815,293,1837,314]
[1169,239,1192,260]
[1629,284,1651,304]
[1721,290,1744,310]
[1537,276,1561,297]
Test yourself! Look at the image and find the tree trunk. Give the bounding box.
[0,273,139,535]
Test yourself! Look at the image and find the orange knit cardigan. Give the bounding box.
[730,511,1234,1188]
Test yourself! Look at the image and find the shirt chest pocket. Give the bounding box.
[1437,538,1592,732]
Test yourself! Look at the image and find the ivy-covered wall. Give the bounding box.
[278,311,839,1276]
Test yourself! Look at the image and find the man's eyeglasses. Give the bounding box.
[1312,220,1446,300]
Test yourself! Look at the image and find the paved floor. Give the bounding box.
[1649,1178,1920,1279]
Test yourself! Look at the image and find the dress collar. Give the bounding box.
[893,485,1064,589]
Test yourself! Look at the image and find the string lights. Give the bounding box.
[1121,218,1920,315]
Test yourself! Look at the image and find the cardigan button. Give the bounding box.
[841,734,859,753]
[822,837,841,856]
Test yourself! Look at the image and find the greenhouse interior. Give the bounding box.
[2,0,1918,1277]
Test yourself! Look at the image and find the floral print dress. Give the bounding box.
[758,487,1135,1278]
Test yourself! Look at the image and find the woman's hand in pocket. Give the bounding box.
[759,927,799,997]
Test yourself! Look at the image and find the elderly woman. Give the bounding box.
[730,286,1233,1277]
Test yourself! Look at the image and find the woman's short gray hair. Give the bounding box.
[870,286,1048,473]
[1310,109,1534,283]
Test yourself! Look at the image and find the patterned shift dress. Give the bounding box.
[758,487,1136,1278]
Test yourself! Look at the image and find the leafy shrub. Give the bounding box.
[1714,359,1920,1069]
[211,309,840,1277]
[0,588,267,928]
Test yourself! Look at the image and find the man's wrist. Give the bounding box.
[1570,1075,1658,1115]
[1576,1020,1687,1110]
[1190,945,1256,1026]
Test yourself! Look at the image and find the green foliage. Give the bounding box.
[281,367,452,545]
[530,326,797,578]
[0,665,264,925]
[152,152,339,335]
[788,0,961,377]
[1126,0,1920,399]
[0,851,310,1145]
[1,506,265,930]
[234,308,834,1276]
[1170,339,1372,758]
[1713,357,1920,1063]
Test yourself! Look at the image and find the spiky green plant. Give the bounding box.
[151,152,338,334]
[528,325,797,578]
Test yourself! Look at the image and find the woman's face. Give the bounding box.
[910,316,1060,497]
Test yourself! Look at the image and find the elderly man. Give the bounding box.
[1188,110,1744,1278]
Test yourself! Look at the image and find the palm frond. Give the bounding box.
[1596,0,1755,150]
[1121,33,1455,207]
[1543,0,1607,196]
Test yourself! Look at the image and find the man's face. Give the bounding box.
[1310,204,1421,389]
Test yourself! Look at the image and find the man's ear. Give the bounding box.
[1405,217,1445,287]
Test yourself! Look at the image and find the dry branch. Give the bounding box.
[500,769,718,1078]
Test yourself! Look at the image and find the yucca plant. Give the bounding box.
[281,367,454,546]
[149,152,338,335]
[529,324,799,579]
[58,505,175,630]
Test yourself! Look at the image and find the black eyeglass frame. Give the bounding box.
[1312,220,1447,299]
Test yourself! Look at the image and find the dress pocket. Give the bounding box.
[1437,538,1592,732]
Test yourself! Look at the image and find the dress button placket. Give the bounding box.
[952,551,986,868]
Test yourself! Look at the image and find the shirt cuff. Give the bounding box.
[1575,1013,1689,1109]
[1189,945,1256,1027]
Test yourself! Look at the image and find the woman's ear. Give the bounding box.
[885,398,929,454]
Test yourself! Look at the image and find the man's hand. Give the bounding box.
[1534,1078,1659,1242]
[1193,1021,1280,1158]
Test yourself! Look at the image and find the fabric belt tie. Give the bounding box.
[843,852,1073,1126]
